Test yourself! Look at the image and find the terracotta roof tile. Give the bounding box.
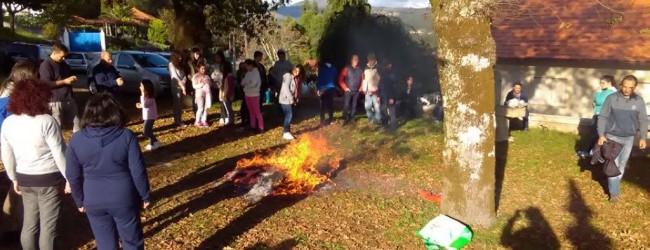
[491,0,650,63]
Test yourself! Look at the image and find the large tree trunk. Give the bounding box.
[430,0,497,228]
[9,12,16,33]
[170,0,210,50]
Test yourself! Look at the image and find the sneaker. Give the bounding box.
[224,118,230,125]
[144,144,153,151]
[200,121,209,127]
[283,132,295,140]
[151,141,162,150]
[218,118,224,126]
[609,194,620,203]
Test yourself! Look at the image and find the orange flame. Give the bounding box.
[235,134,341,195]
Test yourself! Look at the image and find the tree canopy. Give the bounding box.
[169,0,289,50]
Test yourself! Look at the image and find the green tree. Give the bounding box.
[158,8,175,43]
[42,22,60,40]
[2,0,52,33]
[324,0,370,17]
[101,4,133,22]
[169,0,289,50]
[297,0,325,58]
[41,0,75,26]
[147,18,169,48]
[430,0,497,227]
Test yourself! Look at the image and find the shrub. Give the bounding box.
[147,19,169,45]
[43,23,60,40]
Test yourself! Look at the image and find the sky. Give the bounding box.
[368,0,430,8]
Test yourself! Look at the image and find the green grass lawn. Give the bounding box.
[0,27,49,43]
[1,94,649,249]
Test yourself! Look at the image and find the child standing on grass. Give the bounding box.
[192,62,212,127]
[136,80,161,151]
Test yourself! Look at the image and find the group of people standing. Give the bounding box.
[167,48,303,140]
[317,53,421,131]
[0,44,427,249]
[1,43,150,250]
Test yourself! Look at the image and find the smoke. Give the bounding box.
[318,4,439,93]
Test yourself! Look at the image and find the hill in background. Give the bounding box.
[277,1,434,34]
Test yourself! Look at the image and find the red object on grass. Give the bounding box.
[418,189,442,205]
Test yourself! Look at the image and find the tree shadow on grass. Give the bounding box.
[195,195,307,250]
[574,136,609,196]
[566,179,612,249]
[150,144,287,205]
[495,140,509,211]
[243,238,299,250]
[624,157,650,196]
[144,145,290,238]
[500,206,561,250]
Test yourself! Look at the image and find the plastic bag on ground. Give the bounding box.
[417,214,473,250]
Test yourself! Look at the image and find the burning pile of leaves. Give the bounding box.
[221,134,341,203]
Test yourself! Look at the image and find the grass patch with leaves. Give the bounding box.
[1,94,649,249]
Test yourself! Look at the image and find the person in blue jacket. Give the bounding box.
[65,92,150,250]
[317,59,338,126]
[92,51,124,94]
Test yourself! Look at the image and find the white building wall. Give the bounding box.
[495,63,650,133]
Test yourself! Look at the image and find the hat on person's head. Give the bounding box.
[277,49,286,55]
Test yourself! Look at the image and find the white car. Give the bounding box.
[65,52,88,74]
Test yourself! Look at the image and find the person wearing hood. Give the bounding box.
[362,53,382,125]
[1,78,69,250]
[65,92,151,250]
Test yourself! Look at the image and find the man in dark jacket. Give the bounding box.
[401,75,420,119]
[597,75,648,203]
[380,60,398,131]
[39,42,80,132]
[92,51,124,94]
[338,54,364,124]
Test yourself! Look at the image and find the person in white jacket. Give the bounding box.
[1,78,70,250]
[192,62,212,127]
[168,52,187,128]
[241,59,264,132]
[279,65,302,140]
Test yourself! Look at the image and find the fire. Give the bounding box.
[234,134,341,195]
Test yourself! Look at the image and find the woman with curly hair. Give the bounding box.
[0,60,37,243]
[1,78,69,250]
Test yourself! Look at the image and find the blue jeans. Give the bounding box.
[606,134,635,196]
[281,104,293,133]
[364,94,381,123]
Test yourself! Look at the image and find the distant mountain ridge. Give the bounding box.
[276,2,433,32]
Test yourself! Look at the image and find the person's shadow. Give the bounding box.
[565,180,612,249]
[500,207,561,250]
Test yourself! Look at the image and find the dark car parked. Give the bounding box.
[3,43,52,66]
